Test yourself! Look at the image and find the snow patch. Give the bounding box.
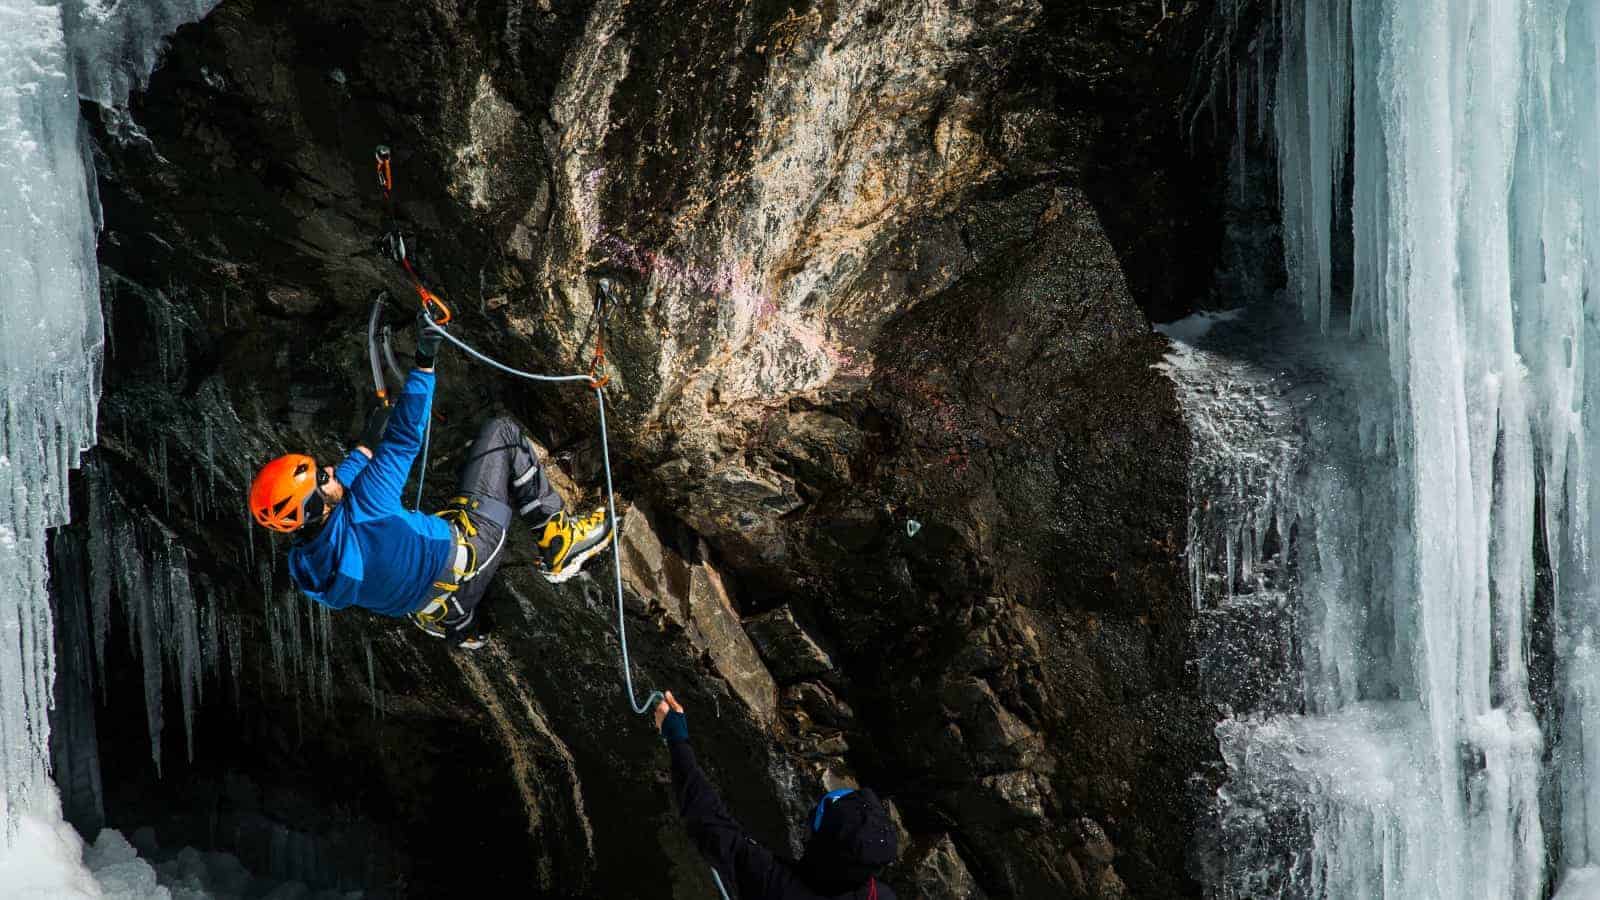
[1154,308,1244,345]
[1558,868,1600,900]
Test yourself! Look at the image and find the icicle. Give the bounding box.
[86,462,113,700]
[286,587,303,690]
[262,564,286,697]
[158,434,169,517]
[198,577,216,682]
[244,506,255,570]
[364,636,378,720]
[204,418,215,496]
[188,465,203,521]
[317,602,333,711]
[225,615,243,709]
[163,534,201,764]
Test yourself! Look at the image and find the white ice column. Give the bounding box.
[0,0,106,842]
[0,0,219,875]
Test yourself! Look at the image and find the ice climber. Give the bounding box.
[247,313,612,649]
[654,691,900,899]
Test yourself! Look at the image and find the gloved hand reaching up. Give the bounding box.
[415,311,445,370]
[654,691,688,744]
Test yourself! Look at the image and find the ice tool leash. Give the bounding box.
[372,146,663,718]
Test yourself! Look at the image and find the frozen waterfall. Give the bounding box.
[0,0,111,850]
[1180,0,1600,896]
[0,0,216,895]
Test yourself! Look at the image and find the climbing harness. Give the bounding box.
[372,146,661,717]
[411,494,512,642]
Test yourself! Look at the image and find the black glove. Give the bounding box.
[357,405,392,450]
[415,311,445,369]
[660,710,689,745]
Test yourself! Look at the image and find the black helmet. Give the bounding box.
[799,788,897,892]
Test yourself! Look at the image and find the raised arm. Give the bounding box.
[334,446,371,486]
[349,368,433,514]
[348,312,445,514]
[657,692,784,899]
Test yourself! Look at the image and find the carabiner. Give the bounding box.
[375,145,393,195]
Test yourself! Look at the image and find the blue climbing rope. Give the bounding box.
[413,358,434,510]
[423,317,663,716]
[596,381,665,716]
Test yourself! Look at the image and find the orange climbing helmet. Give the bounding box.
[250,454,323,533]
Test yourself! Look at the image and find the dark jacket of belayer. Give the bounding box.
[287,368,453,617]
[670,740,898,900]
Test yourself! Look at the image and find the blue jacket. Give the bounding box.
[287,369,453,617]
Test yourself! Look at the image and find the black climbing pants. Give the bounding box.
[432,416,563,617]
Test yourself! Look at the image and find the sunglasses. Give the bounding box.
[303,467,331,523]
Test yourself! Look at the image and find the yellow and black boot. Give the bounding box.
[535,507,612,583]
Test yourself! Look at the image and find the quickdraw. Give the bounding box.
[588,277,619,389]
[588,338,609,389]
[375,144,393,196]
[374,145,453,326]
[374,144,624,387]
[407,268,453,326]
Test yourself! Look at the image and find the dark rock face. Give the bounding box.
[66,1,1223,897]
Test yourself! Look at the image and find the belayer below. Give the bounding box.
[655,692,899,899]
[247,313,613,649]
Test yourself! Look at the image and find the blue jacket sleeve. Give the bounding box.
[350,369,434,515]
[670,741,784,899]
[334,449,370,486]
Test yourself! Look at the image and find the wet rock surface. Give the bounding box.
[61,1,1224,897]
